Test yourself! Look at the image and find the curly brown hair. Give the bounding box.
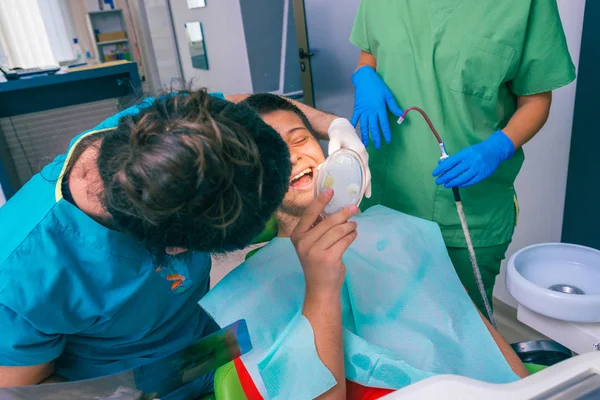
[95,89,291,255]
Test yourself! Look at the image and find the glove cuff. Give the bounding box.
[351,65,376,88]
[491,130,516,161]
[328,118,354,137]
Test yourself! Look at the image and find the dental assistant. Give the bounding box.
[350,0,576,313]
[0,89,367,389]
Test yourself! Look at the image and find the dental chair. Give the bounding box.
[207,218,556,399]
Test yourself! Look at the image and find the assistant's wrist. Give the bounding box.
[352,65,377,88]
[489,130,516,161]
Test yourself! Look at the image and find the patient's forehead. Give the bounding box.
[261,110,307,138]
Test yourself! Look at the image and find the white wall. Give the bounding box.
[168,0,253,94]
[139,0,182,89]
[494,0,587,308]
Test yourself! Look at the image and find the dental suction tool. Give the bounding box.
[398,107,497,329]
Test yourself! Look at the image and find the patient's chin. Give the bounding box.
[281,192,312,217]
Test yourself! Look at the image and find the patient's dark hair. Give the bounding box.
[88,89,290,255]
[242,93,317,137]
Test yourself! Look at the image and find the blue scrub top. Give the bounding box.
[0,93,225,381]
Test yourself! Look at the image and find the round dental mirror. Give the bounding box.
[314,148,367,217]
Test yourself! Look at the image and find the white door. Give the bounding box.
[168,0,253,94]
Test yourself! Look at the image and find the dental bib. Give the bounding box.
[200,206,519,399]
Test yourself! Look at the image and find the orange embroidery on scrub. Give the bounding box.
[166,274,186,291]
[155,263,192,295]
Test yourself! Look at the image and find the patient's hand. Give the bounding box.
[291,188,359,296]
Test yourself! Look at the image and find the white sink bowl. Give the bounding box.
[506,243,600,323]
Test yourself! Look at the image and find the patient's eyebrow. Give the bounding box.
[285,126,308,136]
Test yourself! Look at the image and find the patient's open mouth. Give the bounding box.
[290,167,314,190]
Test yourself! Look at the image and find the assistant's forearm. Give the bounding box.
[357,50,377,71]
[503,92,552,150]
[303,290,345,399]
[225,94,337,140]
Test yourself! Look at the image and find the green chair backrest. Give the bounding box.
[214,361,247,400]
[252,216,278,244]
[524,363,547,374]
[246,216,278,261]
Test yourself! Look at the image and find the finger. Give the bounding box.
[294,188,334,234]
[379,110,392,144]
[355,149,371,192]
[318,221,357,249]
[368,115,382,149]
[364,165,372,199]
[458,170,488,188]
[432,152,466,177]
[444,166,479,188]
[302,204,360,244]
[435,160,470,186]
[360,115,369,147]
[385,96,403,117]
[328,137,341,156]
[351,111,359,128]
[362,155,372,198]
[328,230,358,259]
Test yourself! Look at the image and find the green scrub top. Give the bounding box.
[351,0,576,247]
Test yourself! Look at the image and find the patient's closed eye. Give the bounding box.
[292,136,309,146]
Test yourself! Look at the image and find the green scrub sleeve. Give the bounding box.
[0,304,66,366]
[350,0,371,52]
[509,0,576,96]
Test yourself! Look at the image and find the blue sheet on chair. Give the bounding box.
[201,206,519,399]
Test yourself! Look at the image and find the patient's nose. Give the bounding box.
[290,151,301,164]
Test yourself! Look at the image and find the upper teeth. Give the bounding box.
[292,168,311,181]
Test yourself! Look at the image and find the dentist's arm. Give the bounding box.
[0,363,55,387]
[291,190,360,399]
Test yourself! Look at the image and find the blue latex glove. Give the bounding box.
[433,131,515,188]
[351,66,403,149]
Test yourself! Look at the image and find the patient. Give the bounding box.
[202,94,529,400]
